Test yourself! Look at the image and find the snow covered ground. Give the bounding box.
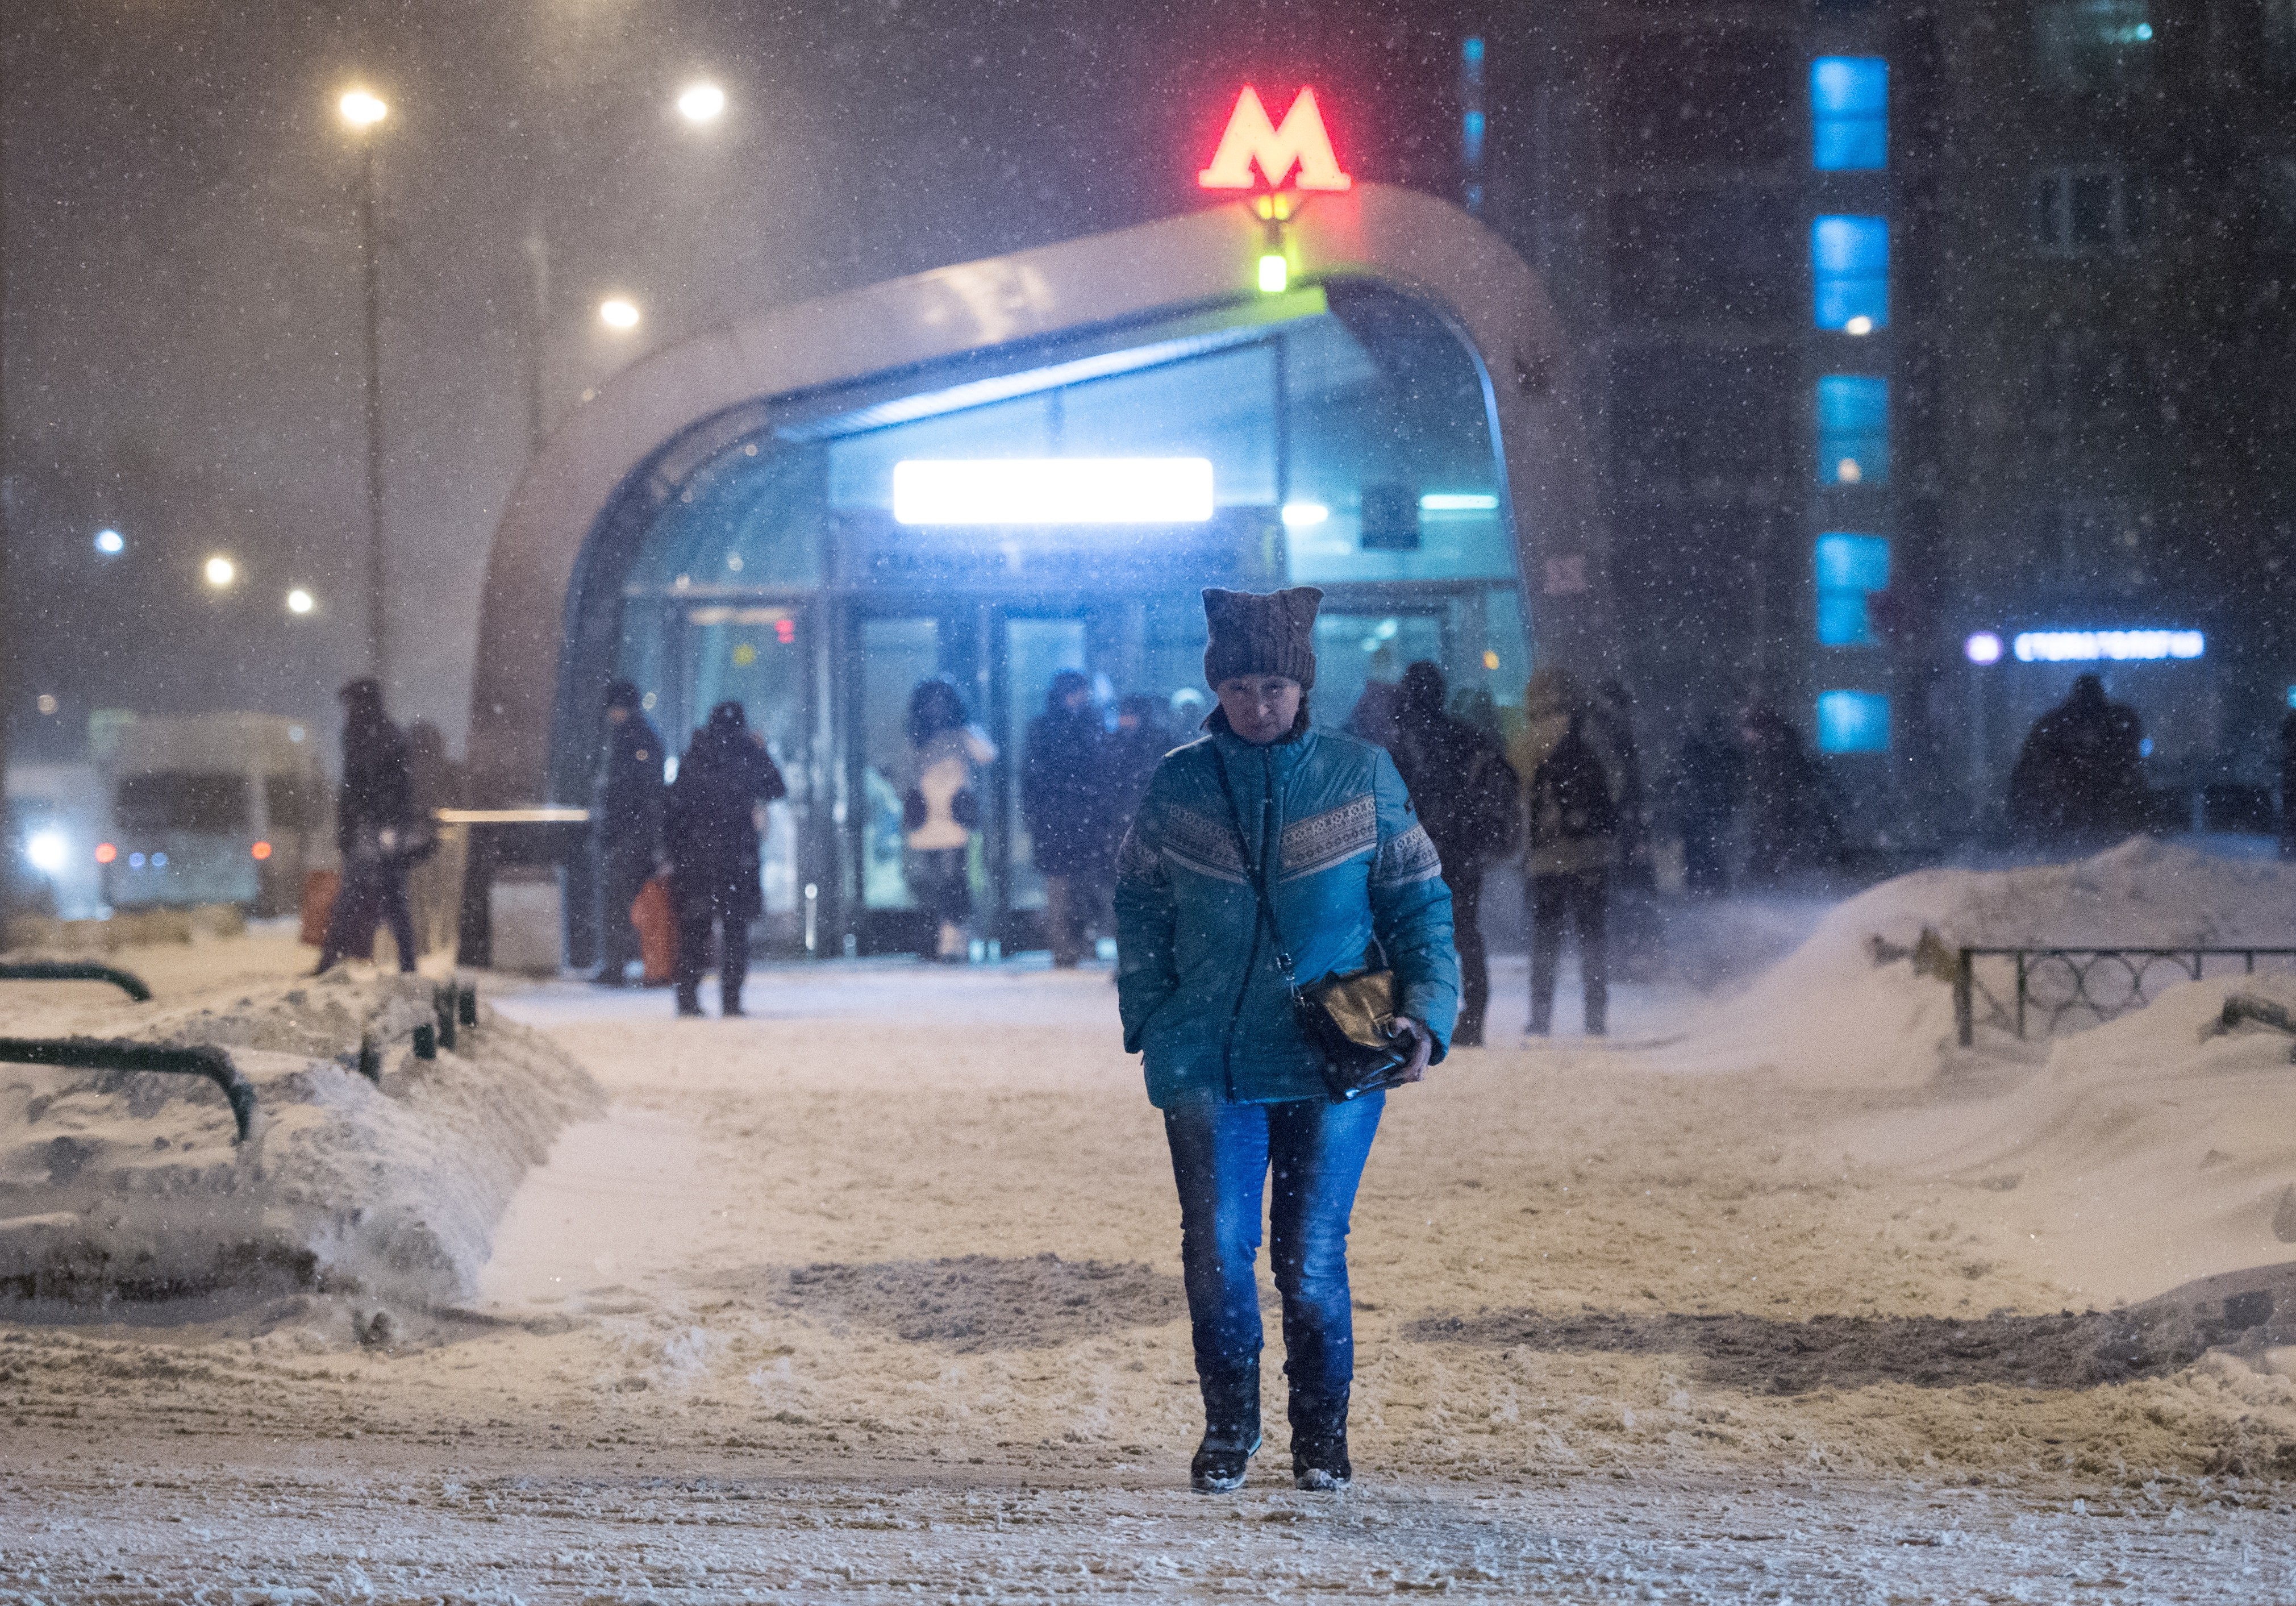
[11,843,2296,1599]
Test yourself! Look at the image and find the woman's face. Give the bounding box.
[1216,675,1302,745]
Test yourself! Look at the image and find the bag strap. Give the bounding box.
[1209,744,1298,988]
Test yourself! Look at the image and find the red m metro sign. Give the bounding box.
[1197,86,1352,193]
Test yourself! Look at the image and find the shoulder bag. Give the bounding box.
[1211,747,1416,1102]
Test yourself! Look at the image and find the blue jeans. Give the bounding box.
[1163,1092,1384,1422]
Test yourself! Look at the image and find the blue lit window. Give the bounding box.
[1462,38,1487,214]
[1817,690,1891,753]
[1811,57,1887,170]
[1815,375,1888,486]
[1814,533,1890,647]
[1812,215,1889,332]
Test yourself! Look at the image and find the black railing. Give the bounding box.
[0,961,152,1001]
[1955,947,2296,1047]
[0,1037,256,1142]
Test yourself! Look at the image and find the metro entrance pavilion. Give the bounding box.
[467,87,1600,956]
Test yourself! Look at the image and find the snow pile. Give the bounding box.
[0,968,603,1307]
[1656,838,2296,1088]
[1803,970,2296,1304]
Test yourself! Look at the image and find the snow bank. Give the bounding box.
[1655,838,2296,1088]
[0,968,603,1307]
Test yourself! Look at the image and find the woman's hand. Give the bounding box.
[1387,1016,1435,1084]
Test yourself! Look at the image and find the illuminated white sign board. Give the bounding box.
[893,459,1215,526]
[2011,630,2204,663]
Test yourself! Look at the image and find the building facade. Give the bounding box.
[1476,0,2296,843]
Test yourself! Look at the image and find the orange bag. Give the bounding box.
[632,873,678,986]
[299,869,340,950]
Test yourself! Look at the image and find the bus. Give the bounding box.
[99,713,327,917]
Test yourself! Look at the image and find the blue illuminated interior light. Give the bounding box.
[1812,215,1889,331]
[1462,36,1485,76]
[1811,57,1887,171]
[1462,109,1485,166]
[1817,690,1891,753]
[1815,376,1889,485]
[1814,532,1890,648]
[1420,492,1499,512]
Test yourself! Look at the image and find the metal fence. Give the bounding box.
[1954,947,2296,1047]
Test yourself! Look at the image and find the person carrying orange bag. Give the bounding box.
[630,872,678,987]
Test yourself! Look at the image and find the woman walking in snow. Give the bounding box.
[1114,586,1460,1493]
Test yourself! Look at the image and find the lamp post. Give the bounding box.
[340,88,389,683]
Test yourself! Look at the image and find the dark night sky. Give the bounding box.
[2,0,1473,761]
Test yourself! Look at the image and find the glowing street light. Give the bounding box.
[286,588,316,615]
[339,89,389,128]
[676,82,726,124]
[599,298,641,330]
[204,555,236,588]
[93,527,123,555]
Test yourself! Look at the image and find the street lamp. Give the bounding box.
[598,297,641,330]
[286,588,315,615]
[93,528,123,555]
[339,85,389,685]
[676,82,726,124]
[204,555,236,589]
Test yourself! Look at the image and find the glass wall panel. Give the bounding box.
[1284,307,1511,585]
[1060,344,1277,506]
[626,441,831,593]
[1003,618,1089,912]
[681,605,807,913]
[828,395,1055,511]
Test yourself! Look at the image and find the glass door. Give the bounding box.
[1311,608,1449,739]
[999,615,1090,916]
[853,616,944,915]
[677,603,812,933]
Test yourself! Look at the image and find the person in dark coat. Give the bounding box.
[665,701,787,1017]
[315,677,420,975]
[2007,673,2148,846]
[1673,713,1747,898]
[1512,667,1621,1037]
[591,680,666,986]
[1389,661,1519,1046]
[1021,669,1112,967]
[1740,704,1843,885]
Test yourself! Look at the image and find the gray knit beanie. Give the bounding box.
[1203,586,1323,692]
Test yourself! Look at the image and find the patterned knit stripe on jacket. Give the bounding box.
[1112,722,1461,1109]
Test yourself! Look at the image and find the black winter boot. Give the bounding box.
[1290,1387,1352,1491]
[1189,1359,1262,1493]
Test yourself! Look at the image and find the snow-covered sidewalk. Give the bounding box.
[10,845,2296,1597]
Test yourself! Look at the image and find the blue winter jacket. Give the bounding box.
[1114,716,1461,1108]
